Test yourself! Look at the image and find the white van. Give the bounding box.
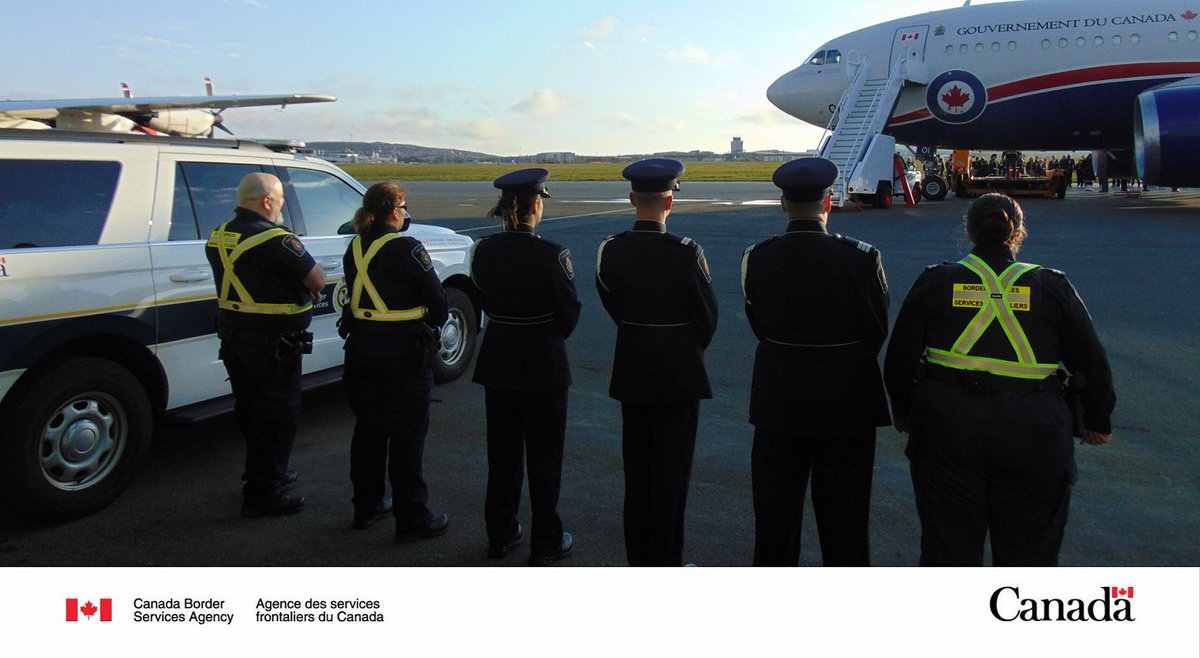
[0,129,479,520]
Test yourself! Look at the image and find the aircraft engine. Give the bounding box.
[1134,82,1200,187]
[144,109,218,137]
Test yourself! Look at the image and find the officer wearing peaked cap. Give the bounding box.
[741,157,891,566]
[470,168,580,566]
[596,158,718,566]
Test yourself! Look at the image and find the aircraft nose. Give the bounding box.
[767,68,807,121]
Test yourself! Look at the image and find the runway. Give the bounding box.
[1,183,1196,567]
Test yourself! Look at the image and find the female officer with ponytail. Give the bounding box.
[341,182,450,541]
[469,168,580,566]
[884,193,1115,566]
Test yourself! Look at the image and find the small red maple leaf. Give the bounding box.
[1182,10,1197,19]
[941,85,972,110]
[80,601,98,618]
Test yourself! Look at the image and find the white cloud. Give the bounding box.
[615,113,641,127]
[451,118,504,141]
[579,17,618,46]
[512,89,565,118]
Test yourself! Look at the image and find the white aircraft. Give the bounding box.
[0,77,335,137]
[767,0,1200,187]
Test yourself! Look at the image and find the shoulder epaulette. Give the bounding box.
[833,233,878,256]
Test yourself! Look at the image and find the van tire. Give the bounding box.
[433,287,477,383]
[0,358,152,521]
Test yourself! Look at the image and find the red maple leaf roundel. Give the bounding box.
[942,85,972,109]
[80,601,99,618]
[1182,10,1197,19]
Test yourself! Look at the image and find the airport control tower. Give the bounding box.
[731,136,744,159]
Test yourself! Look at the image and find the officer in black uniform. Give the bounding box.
[339,182,450,542]
[596,158,718,566]
[884,192,1115,566]
[470,168,580,566]
[205,172,325,517]
[741,157,891,566]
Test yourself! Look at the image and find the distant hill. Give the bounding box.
[307,141,499,164]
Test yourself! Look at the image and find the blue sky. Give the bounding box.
[1,0,1004,155]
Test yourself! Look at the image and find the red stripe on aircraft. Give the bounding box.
[888,62,1200,126]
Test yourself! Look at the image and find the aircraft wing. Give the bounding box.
[0,93,337,115]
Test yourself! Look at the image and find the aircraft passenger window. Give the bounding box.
[175,162,272,240]
[975,43,984,52]
[959,44,968,53]
[1076,37,1085,47]
[808,51,826,66]
[1168,31,1178,42]
[283,167,362,236]
[0,160,119,249]
[1095,36,1104,46]
[1008,41,1017,51]
[1059,38,1068,48]
[1131,34,1141,44]
[946,45,954,54]
[1113,35,1122,45]
[1042,39,1051,49]
[1189,31,1197,41]
[825,50,841,64]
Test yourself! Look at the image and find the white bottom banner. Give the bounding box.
[5,567,1197,656]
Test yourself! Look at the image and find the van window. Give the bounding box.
[171,162,273,240]
[0,160,120,249]
[282,167,362,236]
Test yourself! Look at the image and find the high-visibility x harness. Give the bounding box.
[209,223,313,315]
[350,234,427,322]
[925,253,1060,380]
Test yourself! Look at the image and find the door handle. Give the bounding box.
[319,259,343,270]
[169,270,212,283]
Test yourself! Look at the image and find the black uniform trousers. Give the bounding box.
[484,387,567,558]
[751,427,876,566]
[907,379,1075,566]
[344,334,435,527]
[622,400,699,567]
[220,335,302,500]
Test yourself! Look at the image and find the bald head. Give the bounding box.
[237,173,285,223]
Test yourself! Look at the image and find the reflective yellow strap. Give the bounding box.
[926,348,1060,379]
[350,234,428,322]
[211,223,303,314]
[953,255,1040,363]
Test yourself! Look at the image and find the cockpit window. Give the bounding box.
[808,50,826,66]
[825,49,842,64]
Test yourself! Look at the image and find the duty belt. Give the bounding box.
[925,363,1062,393]
[489,312,555,326]
[765,338,862,348]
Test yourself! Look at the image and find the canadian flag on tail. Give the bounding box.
[66,598,112,622]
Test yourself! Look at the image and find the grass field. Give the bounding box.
[340,161,780,182]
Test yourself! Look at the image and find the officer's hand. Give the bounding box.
[894,416,911,434]
[1080,430,1113,445]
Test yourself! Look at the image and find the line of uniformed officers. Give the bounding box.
[207,157,1115,567]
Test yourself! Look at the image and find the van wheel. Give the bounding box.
[0,358,152,520]
[433,287,477,383]
[872,182,892,208]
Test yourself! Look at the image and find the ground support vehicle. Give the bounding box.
[0,129,479,520]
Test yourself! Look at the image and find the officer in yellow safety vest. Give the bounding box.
[884,193,1115,566]
[205,172,326,518]
[339,182,450,542]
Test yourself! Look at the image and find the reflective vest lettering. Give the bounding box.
[926,254,1059,379]
[208,222,313,315]
[350,234,427,322]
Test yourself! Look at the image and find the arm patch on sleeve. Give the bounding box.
[559,249,575,280]
[697,247,712,283]
[411,244,434,271]
[282,235,307,257]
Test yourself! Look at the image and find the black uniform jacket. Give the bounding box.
[884,244,1115,433]
[742,219,891,433]
[205,207,316,334]
[470,225,581,391]
[596,220,718,405]
[340,225,449,338]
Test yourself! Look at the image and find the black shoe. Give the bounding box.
[529,532,573,567]
[241,493,305,518]
[352,497,394,530]
[282,470,300,490]
[394,513,449,543]
[488,523,524,559]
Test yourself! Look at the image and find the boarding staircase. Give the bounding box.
[818,55,910,207]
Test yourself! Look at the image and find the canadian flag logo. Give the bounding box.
[1111,586,1135,599]
[901,32,921,41]
[66,598,113,622]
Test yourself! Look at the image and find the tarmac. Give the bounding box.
[1,182,1196,567]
